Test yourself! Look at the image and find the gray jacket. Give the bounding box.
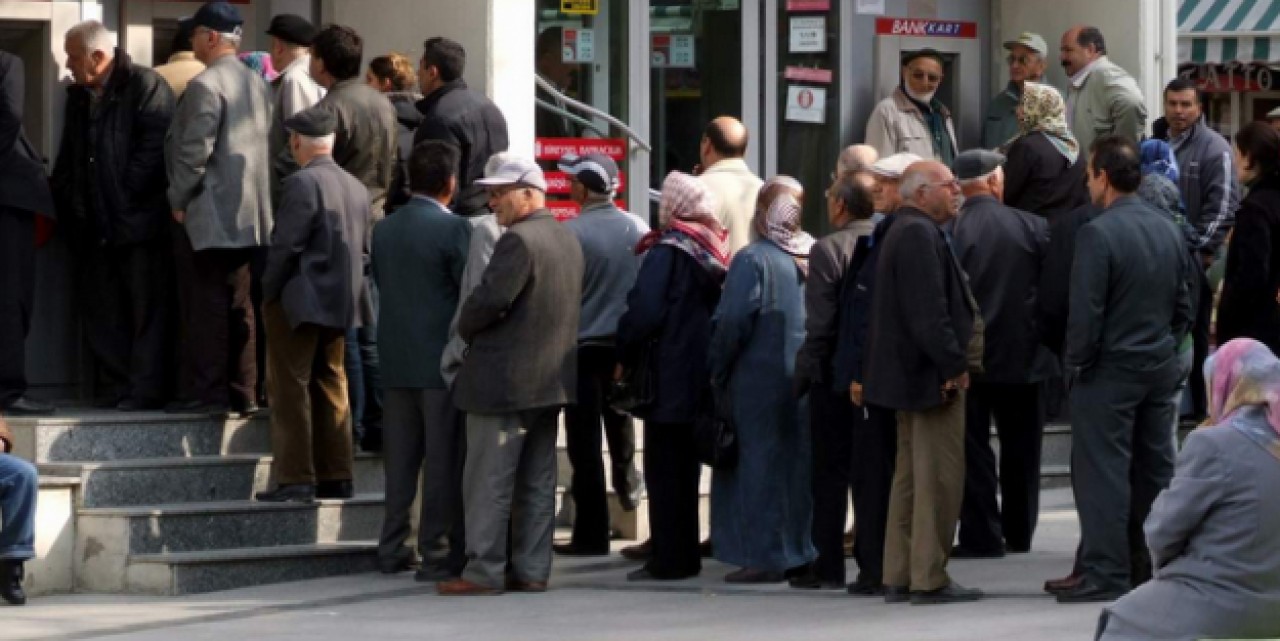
[981,82,1021,150]
[1068,56,1147,160]
[1099,420,1280,641]
[268,54,324,202]
[166,54,273,250]
[794,218,876,389]
[320,78,398,216]
[563,201,649,342]
[1169,119,1239,255]
[452,211,585,413]
[441,213,501,388]
[262,156,369,330]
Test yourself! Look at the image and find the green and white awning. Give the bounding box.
[1179,0,1280,64]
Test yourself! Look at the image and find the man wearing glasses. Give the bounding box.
[866,49,958,166]
[982,32,1048,150]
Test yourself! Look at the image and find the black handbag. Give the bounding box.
[609,340,656,414]
[694,387,737,470]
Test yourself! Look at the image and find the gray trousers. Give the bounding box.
[1071,359,1181,594]
[378,388,465,573]
[461,408,560,589]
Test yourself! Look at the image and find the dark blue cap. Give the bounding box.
[190,2,243,34]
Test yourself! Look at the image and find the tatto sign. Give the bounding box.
[874,18,977,39]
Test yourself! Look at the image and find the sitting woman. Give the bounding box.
[1098,337,1280,641]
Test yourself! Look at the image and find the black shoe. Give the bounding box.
[222,402,259,419]
[414,565,456,582]
[788,571,843,590]
[165,399,208,414]
[116,397,164,412]
[847,578,886,596]
[359,429,383,453]
[1,561,26,605]
[254,484,315,502]
[883,585,911,603]
[911,582,984,605]
[378,548,417,574]
[951,545,1006,559]
[1055,579,1127,603]
[724,568,784,584]
[552,543,609,557]
[4,397,54,417]
[315,480,353,499]
[93,395,124,409]
[699,539,713,558]
[620,539,652,561]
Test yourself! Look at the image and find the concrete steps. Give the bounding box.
[123,542,379,595]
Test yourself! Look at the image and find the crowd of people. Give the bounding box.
[0,4,1279,637]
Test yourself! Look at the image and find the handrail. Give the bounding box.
[534,98,609,138]
[535,75,652,153]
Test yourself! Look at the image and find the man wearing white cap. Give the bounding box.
[868,153,921,219]
[441,156,585,595]
[983,32,1048,150]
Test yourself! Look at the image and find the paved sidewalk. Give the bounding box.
[5,489,1103,641]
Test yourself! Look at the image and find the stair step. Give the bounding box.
[124,542,378,595]
[9,411,270,463]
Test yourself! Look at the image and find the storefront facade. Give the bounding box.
[1178,0,1280,137]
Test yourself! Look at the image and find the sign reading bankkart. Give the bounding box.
[874,18,977,39]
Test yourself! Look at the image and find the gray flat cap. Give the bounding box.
[284,106,337,137]
[952,149,1006,180]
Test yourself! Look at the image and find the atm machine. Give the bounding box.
[873,17,983,149]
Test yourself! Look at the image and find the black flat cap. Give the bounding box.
[902,48,945,67]
[266,14,316,46]
[190,1,243,33]
[284,106,337,137]
[952,149,1006,181]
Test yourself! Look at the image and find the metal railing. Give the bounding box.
[534,75,652,154]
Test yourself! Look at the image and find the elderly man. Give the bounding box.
[441,157,584,596]
[1267,106,1280,132]
[868,153,921,218]
[52,20,175,411]
[835,144,878,179]
[556,153,648,556]
[0,414,37,605]
[698,116,763,252]
[254,107,368,503]
[948,150,1053,559]
[1059,135,1195,603]
[983,32,1048,149]
[266,14,323,192]
[864,160,982,605]
[154,18,204,98]
[165,0,273,417]
[1060,26,1146,158]
[866,50,958,164]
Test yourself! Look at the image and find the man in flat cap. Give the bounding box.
[866,49,958,164]
[267,14,325,194]
[983,33,1049,150]
[947,149,1054,560]
[166,0,273,417]
[440,157,584,595]
[255,106,369,503]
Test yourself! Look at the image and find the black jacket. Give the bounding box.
[1004,132,1089,222]
[616,244,723,424]
[51,50,174,244]
[1217,174,1280,355]
[794,219,876,391]
[0,51,54,218]
[952,195,1056,383]
[383,91,423,213]
[864,209,977,411]
[413,80,510,216]
[832,215,895,392]
[319,79,399,216]
[1038,203,1099,356]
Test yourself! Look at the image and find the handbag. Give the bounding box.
[694,386,737,470]
[609,340,656,414]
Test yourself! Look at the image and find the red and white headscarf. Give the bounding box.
[635,171,732,279]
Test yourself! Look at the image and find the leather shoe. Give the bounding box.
[724,568,783,584]
[165,399,208,414]
[553,543,609,557]
[414,566,456,583]
[1055,580,1126,604]
[788,571,842,590]
[911,581,983,605]
[4,396,54,417]
[117,397,164,412]
[437,578,502,596]
[950,545,1005,559]
[316,480,354,499]
[378,548,416,574]
[222,402,260,419]
[847,578,886,597]
[504,577,548,592]
[0,561,25,606]
[620,539,652,561]
[1044,571,1083,595]
[254,484,315,503]
[883,586,911,603]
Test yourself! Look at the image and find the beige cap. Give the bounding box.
[870,153,923,179]
[1004,32,1048,56]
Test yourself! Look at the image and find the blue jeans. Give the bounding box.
[345,277,382,443]
[0,454,37,561]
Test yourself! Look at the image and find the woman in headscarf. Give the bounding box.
[237,51,277,82]
[616,172,728,582]
[1097,338,1280,641]
[1001,82,1089,221]
[1217,121,1280,356]
[706,175,816,583]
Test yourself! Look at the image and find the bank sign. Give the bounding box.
[875,18,977,39]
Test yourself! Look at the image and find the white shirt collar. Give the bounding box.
[411,194,452,213]
[1070,57,1105,88]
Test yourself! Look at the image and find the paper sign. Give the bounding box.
[651,34,695,68]
[855,0,885,14]
[789,16,826,53]
[560,0,599,15]
[874,18,977,38]
[535,138,628,161]
[784,66,833,84]
[562,28,595,63]
[785,86,826,124]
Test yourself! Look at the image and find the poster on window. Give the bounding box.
[785,86,826,124]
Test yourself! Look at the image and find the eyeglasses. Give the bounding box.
[1007,54,1037,66]
[922,179,961,192]
[910,70,943,83]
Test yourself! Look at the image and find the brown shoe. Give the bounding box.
[504,577,548,593]
[620,539,652,561]
[437,578,502,596]
[1044,571,1083,595]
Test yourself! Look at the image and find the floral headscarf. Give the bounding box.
[754,175,815,274]
[1205,338,1280,462]
[1007,82,1078,164]
[238,52,278,82]
[635,171,731,279]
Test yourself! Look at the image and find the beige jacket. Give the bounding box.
[699,158,763,253]
[865,87,957,162]
[154,51,205,99]
[1068,56,1146,160]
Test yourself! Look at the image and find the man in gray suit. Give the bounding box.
[165,1,273,417]
[372,140,472,579]
[254,107,368,503]
[438,157,584,596]
[1060,135,1196,603]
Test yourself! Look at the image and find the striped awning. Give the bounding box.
[1179,0,1280,64]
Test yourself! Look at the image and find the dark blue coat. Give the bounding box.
[832,215,896,392]
[616,244,722,424]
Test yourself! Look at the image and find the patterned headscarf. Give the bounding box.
[238,51,278,82]
[1007,82,1078,164]
[1205,338,1280,461]
[755,175,815,273]
[635,172,731,279]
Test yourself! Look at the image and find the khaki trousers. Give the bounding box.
[264,302,353,485]
[883,391,966,592]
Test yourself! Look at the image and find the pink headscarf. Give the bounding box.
[1205,338,1280,444]
[635,172,731,277]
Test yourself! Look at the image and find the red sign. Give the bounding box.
[786,0,830,11]
[546,200,630,222]
[535,138,627,161]
[545,171,627,195]
[784,66,833,84]
[874,18,977,39]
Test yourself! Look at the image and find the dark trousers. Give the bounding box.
[346,276,382,444]
[808,385,855,583]
[1188,268,1212,418]
[1071,361,1180,593]
[173,228,257,407]
[0,207,34,406]
[563,343,638,551]
[643,421,702,578]
[74,237,171,403]
[850,402,896,585]
[958,381,1045,553]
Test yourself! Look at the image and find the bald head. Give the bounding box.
[701,117,749,168]
[837,145,879,176]
[1060,25,1105,76]
[900,161,961,222]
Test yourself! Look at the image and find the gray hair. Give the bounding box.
[66,20,115,55]
[899,170,931,202]
[219,31,243,49]
[296,133,335,150]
